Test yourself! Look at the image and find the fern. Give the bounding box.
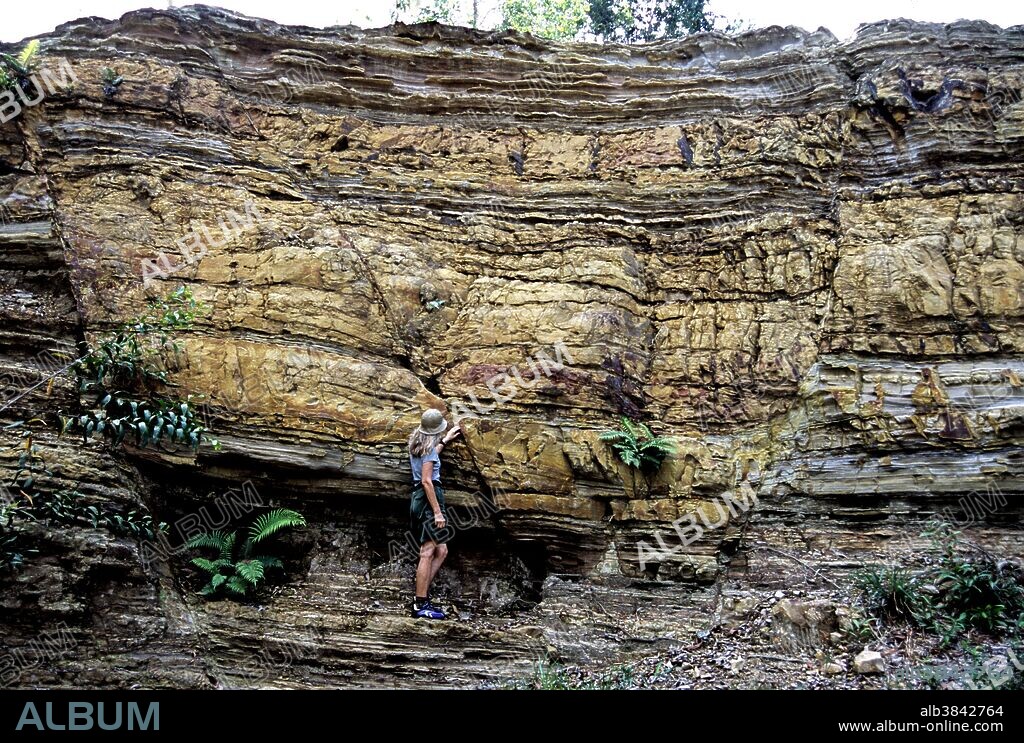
[219,530,236,561]
[236,559,265,586]
[225,576,251,596]
[248,509,306,546]
[1,40,39,80]
[600,417,676,475]
[190,557,221,575]
[621,417,643,440]
[185,530,229,552]
[185,507,305,601]
[17,40,39,69]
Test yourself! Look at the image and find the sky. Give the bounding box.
[1,0,1023,42]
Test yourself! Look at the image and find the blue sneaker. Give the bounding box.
[412,600,446,620]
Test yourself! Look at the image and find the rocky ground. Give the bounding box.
[493,591,1019,690]
[490,541,1024,690]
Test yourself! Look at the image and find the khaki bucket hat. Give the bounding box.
[416,408,448,436]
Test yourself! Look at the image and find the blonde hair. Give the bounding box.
[408,429,442,458]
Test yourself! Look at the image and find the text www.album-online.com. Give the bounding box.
[838,721,1005,733]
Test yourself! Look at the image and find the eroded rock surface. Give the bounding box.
[1,7,1022,687]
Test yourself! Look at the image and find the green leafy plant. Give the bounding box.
[102,508,163,540]
[2,428,46,573]
[924,521,1024,644]
[61,286,219,452]
[73,286,208,391]
[1,287,214,573]
[100,67,123,97]
[62,396,213,451]
[855,522,1024,648]
[0,40,39,95]
[856,566,932,625]
[186,508,306,599]
[841,612,880,643]
[502,0,590,40]
[391,0,744,41]
[587,0,745,42]
[600,417,675,498]
[393,0,464,24]
[25,488,84,526]
[600,417,675,474]
[7,425,49,498]
[3,427,166,544]
[24,489,164,541]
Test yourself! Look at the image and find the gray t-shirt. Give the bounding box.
[410,447,441,485]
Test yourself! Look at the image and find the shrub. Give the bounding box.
[2,286,214,572]
[856,566,932,625]
[927,524,1024,643]
[857,522,1024,647]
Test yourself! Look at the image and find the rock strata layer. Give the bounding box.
[1,7,1022,687]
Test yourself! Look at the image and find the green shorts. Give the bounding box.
[410,482,452,545]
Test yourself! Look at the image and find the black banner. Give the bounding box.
[0,690,1017,738]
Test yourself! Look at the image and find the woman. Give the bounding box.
[408,408,461,619]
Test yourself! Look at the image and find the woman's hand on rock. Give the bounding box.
[443,426,462,444]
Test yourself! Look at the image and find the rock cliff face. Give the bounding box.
[1,6,1022,687]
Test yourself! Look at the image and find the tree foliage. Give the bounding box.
[503,0,590,40]
[588,0,725,42]
[393,0,475,25]
[391,0,741,40]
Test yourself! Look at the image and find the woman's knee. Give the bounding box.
[419,541,436,560]
[435,544,448,561]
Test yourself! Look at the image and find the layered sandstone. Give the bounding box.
[1,6,1022,687]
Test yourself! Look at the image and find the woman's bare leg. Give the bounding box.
[428,543,448,585]
[416,540,436,598]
